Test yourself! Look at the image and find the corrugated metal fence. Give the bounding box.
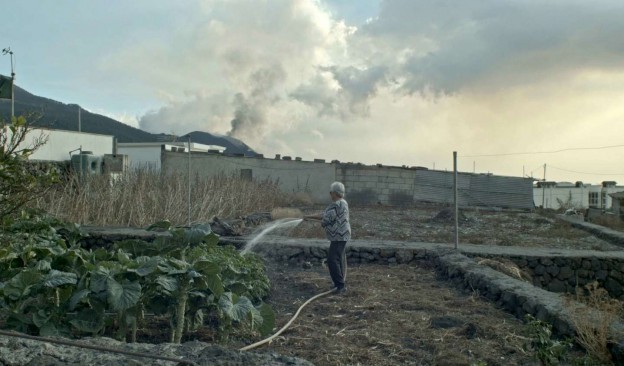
[412,170,534,209]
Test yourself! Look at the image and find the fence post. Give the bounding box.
[453,151,458,250]
[188,136,192,227]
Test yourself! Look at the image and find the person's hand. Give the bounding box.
[304,214,321,221]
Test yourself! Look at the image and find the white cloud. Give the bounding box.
[99,0,624,183]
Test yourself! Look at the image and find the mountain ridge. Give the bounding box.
[0,86,256,156]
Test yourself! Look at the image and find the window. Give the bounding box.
[601,192,607,208]
[589,192,599,207]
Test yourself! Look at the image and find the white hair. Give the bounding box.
[330,181,346,197]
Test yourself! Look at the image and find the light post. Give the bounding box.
[2,47,15,118]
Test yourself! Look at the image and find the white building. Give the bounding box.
[23,128,114,162]
[116,142,225,171]
[533,181,624,210]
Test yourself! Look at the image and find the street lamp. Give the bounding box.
[2,47,15,118]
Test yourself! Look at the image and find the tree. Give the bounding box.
[0,116,56,219]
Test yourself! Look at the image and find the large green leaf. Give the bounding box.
[70,308,104,333]
[89,267,111,293]
[35,259,51,271]
[3,270,42,300]
[107,279,141,312]
[194,260,220,276]
[219,293,254,322]
[182,224,212,245]
[68,288,91,310]
[130,256,161,277]
[32,310,50,328]
[155,275,179,293]
[42,270,77,288]
[203,274,224,297]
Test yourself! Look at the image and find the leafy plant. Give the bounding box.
[1,116,57,219]
[0,214,275,343]
[524,315,572,365]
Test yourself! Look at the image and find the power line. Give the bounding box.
[547,164,624,176]
[460,143,624,158]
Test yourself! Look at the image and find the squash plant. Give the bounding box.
[0,214,275,343]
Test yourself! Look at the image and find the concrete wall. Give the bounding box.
[337,164,534,209]
[161,151,534,208]
[161,151,336,203]
[116,144,162,170]
[25,128,113,162]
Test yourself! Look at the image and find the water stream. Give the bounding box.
[241,218,303,255]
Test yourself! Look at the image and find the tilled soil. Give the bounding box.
[256,260,568,366]
[287,205,620,251]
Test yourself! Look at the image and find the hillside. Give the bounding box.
[0,86,256,155]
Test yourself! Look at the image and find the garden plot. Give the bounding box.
[250,261,588,366]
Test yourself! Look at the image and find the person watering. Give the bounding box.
[305,182,351,294]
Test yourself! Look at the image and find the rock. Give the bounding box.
[534,264,546,275]
[605,278,624,297]
[210,217,241,236]
[0,337,314,366]
[244,212,272,226]
[557,266,574,280]
[396,250,414,264]
[379,249,395,258]
[596,270,609,281]
[302,261,313,269]
[547,279,567,293]
[546,266,560,276]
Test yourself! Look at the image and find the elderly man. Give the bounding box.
[305,182,351,294]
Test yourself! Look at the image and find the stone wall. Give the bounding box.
[476,254,624,299]
[257,239,624,300]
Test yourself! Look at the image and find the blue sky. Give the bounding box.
[2,0,624,184]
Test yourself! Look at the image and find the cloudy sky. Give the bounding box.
[3,0,624,184]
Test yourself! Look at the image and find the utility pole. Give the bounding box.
[78,106,81,132]
[541,163,546,208]
[2,47,15,118]
[453,151,459,250]
[187,135,192,227]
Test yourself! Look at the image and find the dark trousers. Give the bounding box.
[328,241,347,289]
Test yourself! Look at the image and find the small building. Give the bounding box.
[533,181,624,210]
[609,192,624,217]
[25,128,114,162]
[116,142,225,171]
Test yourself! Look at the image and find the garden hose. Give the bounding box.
[241,251,348,352]
[239,287,337,351]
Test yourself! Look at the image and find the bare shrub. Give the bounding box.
[270,207,304,220]
[32,169,285,227]
[287,191,315,206]
[568,281,623,364]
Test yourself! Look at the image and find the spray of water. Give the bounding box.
[241,218,303,255]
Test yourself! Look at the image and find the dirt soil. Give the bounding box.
[253,260,571,366]
[287,205,620,251]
